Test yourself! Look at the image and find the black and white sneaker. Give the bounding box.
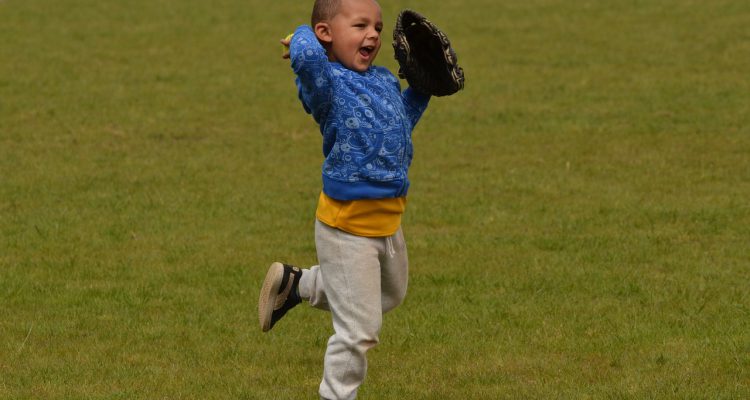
[258,262,302,332]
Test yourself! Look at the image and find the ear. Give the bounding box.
[314,22,333,44]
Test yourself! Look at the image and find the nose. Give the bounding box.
[367,27,380,40]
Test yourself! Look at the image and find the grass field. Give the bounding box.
[1,0,749,398]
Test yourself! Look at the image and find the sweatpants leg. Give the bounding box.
[298,224,408,313]
[306,220,408,400]
[379,228,409,313]
[299,264,331,311]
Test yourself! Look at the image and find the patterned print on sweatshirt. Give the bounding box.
[290,25,430,200]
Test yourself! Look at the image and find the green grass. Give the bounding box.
[1,0,749,398]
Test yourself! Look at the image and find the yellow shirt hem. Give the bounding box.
[315,192,406,237]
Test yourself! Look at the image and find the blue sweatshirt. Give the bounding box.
[290,25,431,201]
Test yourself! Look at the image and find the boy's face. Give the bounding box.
[317,0,383,72]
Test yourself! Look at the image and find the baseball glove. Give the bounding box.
[393,9,465,97]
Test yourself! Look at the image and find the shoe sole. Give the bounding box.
[258,262,284,332]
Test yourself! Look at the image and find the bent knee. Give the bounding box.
[382,290,406,313]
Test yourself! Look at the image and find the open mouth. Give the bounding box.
[359,45,375,58]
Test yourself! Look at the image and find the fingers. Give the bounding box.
[280,35,292,59]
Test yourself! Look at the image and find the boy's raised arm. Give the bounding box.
[402,87,431,129]
[287,25,333,123]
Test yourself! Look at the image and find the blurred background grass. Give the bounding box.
[1,0,749,398]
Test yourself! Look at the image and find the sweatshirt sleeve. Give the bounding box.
[402,87,431,129]
[290,25,333,124]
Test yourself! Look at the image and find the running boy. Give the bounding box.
[258,0,430,398]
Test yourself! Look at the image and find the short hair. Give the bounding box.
[311,0,341,26]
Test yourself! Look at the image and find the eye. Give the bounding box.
[375,25,383,33]
[354,23,366,29]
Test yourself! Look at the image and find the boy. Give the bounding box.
[258,0,430,398]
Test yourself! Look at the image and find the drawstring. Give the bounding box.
[386,236,396,258]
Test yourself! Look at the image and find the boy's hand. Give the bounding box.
[280,33,293,59]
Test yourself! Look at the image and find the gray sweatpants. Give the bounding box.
[298,220,409,400]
